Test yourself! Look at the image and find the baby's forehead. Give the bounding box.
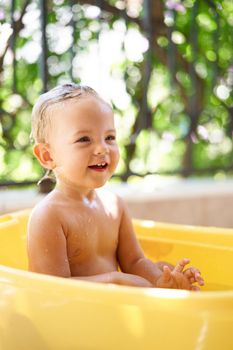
[47,96,114,134]
[49,94,112,116]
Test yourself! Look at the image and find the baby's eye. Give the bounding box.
[76,136,90,143]
[105,135,116,141]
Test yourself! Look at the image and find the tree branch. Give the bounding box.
[0,0,31,75]
[75,0,140,25]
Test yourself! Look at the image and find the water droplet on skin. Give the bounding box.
[83,197,98,209]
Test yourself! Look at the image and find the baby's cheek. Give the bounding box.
[112,156,120,171]
[114,147,120,163]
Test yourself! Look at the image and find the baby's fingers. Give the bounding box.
[174,258,190,273]
[190,285,201,292]
[162,266,172,282]
[184,267,204,286]
[194,272,204,286]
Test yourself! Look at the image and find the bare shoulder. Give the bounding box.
[96,188,126,215]
[97,187,124,204]
[28,191,63,237]
[27,191,70,276]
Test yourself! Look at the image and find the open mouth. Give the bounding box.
[88,162,108,171]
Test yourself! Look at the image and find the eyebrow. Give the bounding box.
[72,129,116,137]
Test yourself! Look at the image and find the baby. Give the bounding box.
[27,83,204,290]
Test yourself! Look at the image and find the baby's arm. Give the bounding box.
[117,198,204,290]
[74,272,152,287]
[27,205,151,287]
[117,198,167,285]
[27,206,71,276]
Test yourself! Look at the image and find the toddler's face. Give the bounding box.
[48,96,120,190]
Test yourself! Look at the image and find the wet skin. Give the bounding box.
[28,96,204,289]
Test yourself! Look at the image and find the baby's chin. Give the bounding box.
[56,174,108,191]
[89,177,110,189]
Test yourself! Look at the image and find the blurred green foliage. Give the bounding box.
[0,0,232,184]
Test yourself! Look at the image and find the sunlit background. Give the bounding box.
[0,0,232,186]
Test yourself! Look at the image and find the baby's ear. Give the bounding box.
[33,143,55,170]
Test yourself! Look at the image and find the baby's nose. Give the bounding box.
[94,141,108,155]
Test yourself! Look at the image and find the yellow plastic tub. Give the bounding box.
[0,209,233,350]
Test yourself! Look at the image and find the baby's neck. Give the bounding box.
[54,182,96,204]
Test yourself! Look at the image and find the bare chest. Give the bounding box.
[63,207,120,262]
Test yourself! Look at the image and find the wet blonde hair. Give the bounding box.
[31,83,99,143]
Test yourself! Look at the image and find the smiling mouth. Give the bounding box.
[88,162,108,171]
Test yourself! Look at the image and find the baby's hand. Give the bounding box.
[183,264,204,290]
[156,258,204,291]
